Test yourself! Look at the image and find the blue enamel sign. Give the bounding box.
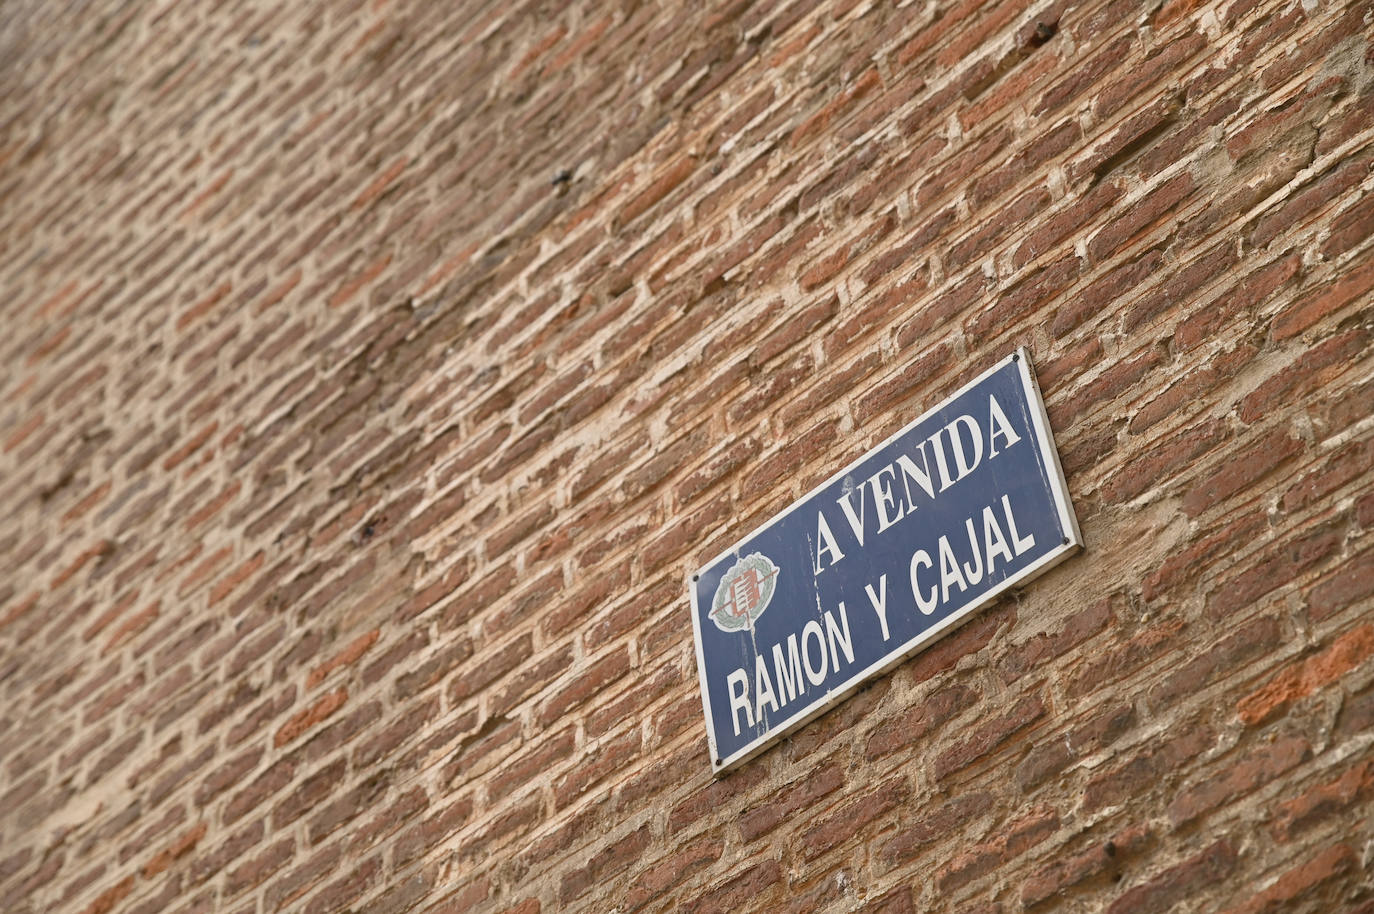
[689,349,1081,773]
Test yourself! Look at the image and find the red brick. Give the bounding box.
[800,776,907,859]
[621,836,724,912]
[1284,438,1374,515]
[1237,625,1374,725]
[553,728,639,809]
[1106,839,1236,914]
[965,254,1078,339]
[265,843,342,912]
[1048,343,1165,428]
[272,757,347,830]
[560,823,653,903]
[1083,721,1215,814]
[680,859,782,914]
[865,682,980,760]
[1307,545,1374,623]
[1238,327,1369,424]
[1207,520,1344,618]
[790,68,883,147]
[536,647,632,727]
[934,694,1046,779]
[881,791,994,868]
[301,854,382,914]
[737,759,844,842]
[1021,825,1152,907]
[175,281,232,332]
[50,540,114,592]
[143,821,207,878]
[163,421,219,472]
[1271,759,1374,842]
[617,155,697,229]
[1181,427,1304,517]
[1012,180,1122,269]
[1272,255,1374,341]
[1167,735,1310,826]
[999,596,1114,682]
[488,729,577,802]
[1100,172,1195,256]
[1149,616,1282,711]
[307,629,380,689]
[101,600,159,655]
[1100,418,1230,504]
[938,806,1059,892]
[76,875,134,914]
[274,688,347,748]
[208,550,265,607]
[225,836,295,897]
[1224,842,1357,914]
[394,795,474,869]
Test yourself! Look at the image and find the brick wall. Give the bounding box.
[1,0,1372,911]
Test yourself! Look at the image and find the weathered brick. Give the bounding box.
[560,823,654,903]
[1167,736,1310,827]
[1237,625,1374,725]
[306,629,379,689]
[800,777,907,859]
[5,4,1372,914]
[1271,759,1374,842]
[536,647,632,727]
[934,694,1046,780]
[274,688,347,747]
[1238,327,1369,424]
[1100,418,1230,504]
[1224,842,1358,914]
[882,791,995,868]
[1105,839,1236,914]
[394,795,475,868]
[1021,825,1151,908]
[1083,721,1215,814]
[938,806,1059,893]
[680,859,782,914]
[1149,617,1282,711]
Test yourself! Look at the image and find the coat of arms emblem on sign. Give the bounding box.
[709,552,779,633]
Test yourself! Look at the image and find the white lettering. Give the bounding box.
[938,533,969,604]
[802,620,828,685]
[727,669,753,736]
[771,635,805,705]
[826,602,855,668]
[837,481,867,547]
[948,414,984,481]
[754,653,779,721]
[896,451,936,505]
[962,517,985,585]
[814,510,845,572]
[987,394,1022,457]
[929,429,956,491]
[1002,494,1035,555]
[911,549,937,615]
[869,466,904,534]
[865,575,890,641]
[982,504,1013,573]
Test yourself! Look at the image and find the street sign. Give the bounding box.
[688,348,1081,773]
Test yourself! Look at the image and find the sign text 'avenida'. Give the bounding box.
[688,349,1081,773]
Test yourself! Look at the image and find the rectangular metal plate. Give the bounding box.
[688,348,1082,773]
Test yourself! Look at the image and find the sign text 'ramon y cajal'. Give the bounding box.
[688,349,1082,773]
